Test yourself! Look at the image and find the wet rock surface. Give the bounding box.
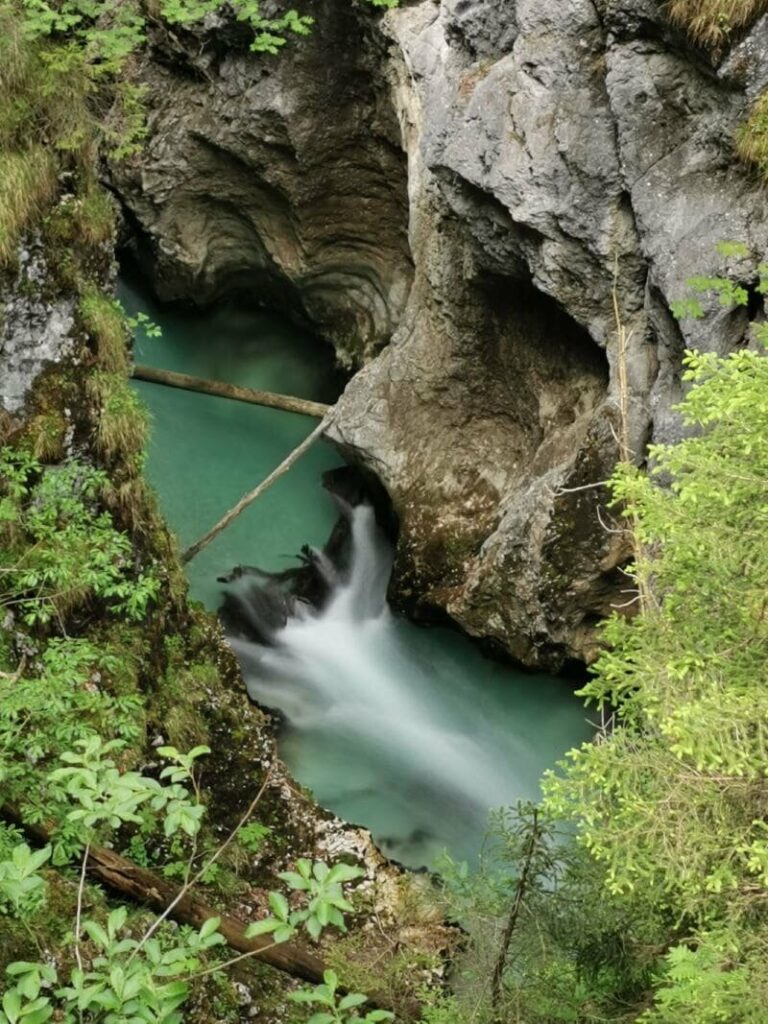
[115,0,768,667]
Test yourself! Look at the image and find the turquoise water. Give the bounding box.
[123,274,593,868]
[120,276,344,610]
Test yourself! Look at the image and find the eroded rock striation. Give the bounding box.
[115,0,768,668]
[113,1,412,366]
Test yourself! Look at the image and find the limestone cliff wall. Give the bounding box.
[113,0,768,668]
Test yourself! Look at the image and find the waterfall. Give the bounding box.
[226,502,566,868]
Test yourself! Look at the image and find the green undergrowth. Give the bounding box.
[0,428,390,1019]
[79,286,131,375]
[0,5,106,274]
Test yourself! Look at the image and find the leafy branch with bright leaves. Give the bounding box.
[289,969,394,1024]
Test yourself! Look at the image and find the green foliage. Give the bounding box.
[0,146,57,265]
[18,0,314,63]
[545,340,768,909]
[0,841,371,1023]
[50,735,207,839]
[0,909,226,1024]
[535,263,768,1021]
[79,287,130,374]
[430,804,665,1023]
[57,909,224,1022]
[422,257,768,1023]
[643,936,750,1024]
[0,449,160,625]
[1,961,57,1024]
[289,969,394,1024]
[1,977,54,1024]
[249,859,364,943]
[124,308,162,338]
[0,637,143,847]
[72,185,115,244]
[86,371,149,463]
[736,89,768,179]
[238,820,272,854]
[0,844,51,917]
[103,82,148,161]
[245,859,363,944]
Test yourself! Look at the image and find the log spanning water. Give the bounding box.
[132,365,331,419]
[182,414,333,564]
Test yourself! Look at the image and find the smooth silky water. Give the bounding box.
[123,274,594,870]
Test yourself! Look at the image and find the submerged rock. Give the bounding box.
[113,0,768,668]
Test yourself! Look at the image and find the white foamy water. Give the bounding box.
[230,504,592,868]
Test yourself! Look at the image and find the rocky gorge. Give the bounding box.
[0,3,765,668]
[1,2,767,1020]
[96,0,768,669]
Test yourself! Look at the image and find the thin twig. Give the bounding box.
[74,842,90,972]
[129,769,272,962]
[183,415,332,564]
[189,939,283,981]
[554,479,610,495]
[490,808,542,1016]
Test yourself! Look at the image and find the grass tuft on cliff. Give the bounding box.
[80,287,131,374]
[736,90,768,178]
[0,147,58,265]
[87,369,150,462]
[665,0,768,49]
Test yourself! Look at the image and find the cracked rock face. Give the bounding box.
[0,245,75,415]
[118,0,768,668]
[333,0,768,667]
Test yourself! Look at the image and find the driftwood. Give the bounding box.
[182,413,332,564]
[1,801,325,983]
[132,365,331,420]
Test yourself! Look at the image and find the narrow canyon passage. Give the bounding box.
[123,272,593,870]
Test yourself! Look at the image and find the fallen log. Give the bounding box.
[132,365,331,420]
[182,413,332,564]
[1,801,325,983]
[2,802,423,1017]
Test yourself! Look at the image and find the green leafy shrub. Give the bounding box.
[0,449,159,625]
[289,969,394,1024]
[246,859,364,944]
[238,820,272,854]
[50,736,208,839]
[0,844,51,917]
